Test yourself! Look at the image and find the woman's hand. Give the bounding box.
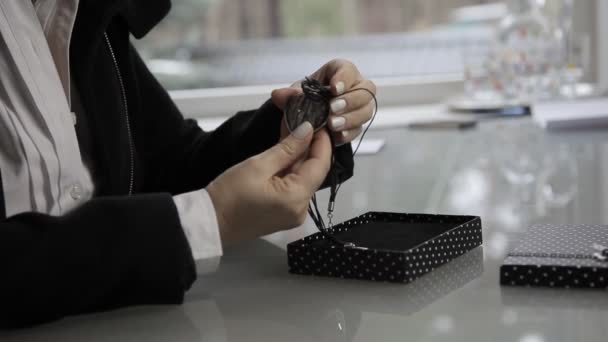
[272,59,377,145]
[207,122,331,245]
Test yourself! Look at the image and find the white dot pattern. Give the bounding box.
[287,212,483,283]
[501,223,608,289]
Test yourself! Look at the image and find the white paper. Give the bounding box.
[352,138,386,155]
[533,98,608,130]
[197,117,226,131]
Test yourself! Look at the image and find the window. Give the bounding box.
[133,0,601,117]
[135,0,498,90]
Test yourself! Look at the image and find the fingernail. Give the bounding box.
[342,130,349,138]
[293,121,313,139]
[330,116,346,130]
[335,81,345,95]
[331,99,347,114]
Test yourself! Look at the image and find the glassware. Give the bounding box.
[539,144,578,207]
[544,0,588,98]
[498,0,551,45]
[493,122,546,202]
[463,46,505,103]
[497,0,560,101]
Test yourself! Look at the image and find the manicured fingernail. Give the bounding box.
[331,99,347,113]
[330,116,346,130]
[293,121,313,139]
[335,81,345,95]
[342,130,349,138]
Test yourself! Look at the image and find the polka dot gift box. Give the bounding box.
[287,212,483,283]
[501,223,608,289]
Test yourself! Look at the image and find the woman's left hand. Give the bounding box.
[272,59,376,145]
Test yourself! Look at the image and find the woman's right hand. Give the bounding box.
[206,121,331,245]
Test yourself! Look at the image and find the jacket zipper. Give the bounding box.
[104,32,135,196]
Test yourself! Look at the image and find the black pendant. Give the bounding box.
[284,77,333,132]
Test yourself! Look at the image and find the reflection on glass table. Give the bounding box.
[0,240,482,342]
[501,286,608,310]
[191,240,483,342]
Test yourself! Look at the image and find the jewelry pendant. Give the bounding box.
[284,77,333,132]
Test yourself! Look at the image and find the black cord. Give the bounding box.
[335,87,379,196]
[308,132,346,246]
[305,83,380,247]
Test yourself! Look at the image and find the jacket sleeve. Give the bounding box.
[125,44,354,195]
[0,193,196,329]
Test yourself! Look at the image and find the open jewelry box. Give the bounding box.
[288,212,483,283]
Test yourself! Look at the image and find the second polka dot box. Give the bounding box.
[287,212,483,283]
[501,223,608,289]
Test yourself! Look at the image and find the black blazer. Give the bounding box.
[0,170,4,219]
[0,0,353,328]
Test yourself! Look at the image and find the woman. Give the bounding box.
[0,0,375,328]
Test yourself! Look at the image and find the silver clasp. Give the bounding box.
[591,243,608,262]
[327,201,335,230]
[343,242,368,251]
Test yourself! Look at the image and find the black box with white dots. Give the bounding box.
[287,212,483,283]
[501,223,608,289]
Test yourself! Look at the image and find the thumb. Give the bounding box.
[257,121,314,175]
[271,87,301,110]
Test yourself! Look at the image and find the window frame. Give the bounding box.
[170,73,463,118]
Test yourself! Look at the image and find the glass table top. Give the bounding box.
[3,118,608,342]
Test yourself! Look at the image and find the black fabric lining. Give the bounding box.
[309,221,454,251]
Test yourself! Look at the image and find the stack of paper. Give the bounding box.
[533,98,608,130]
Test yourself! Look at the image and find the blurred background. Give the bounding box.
[134,0,601,95]
[135,0,496,89]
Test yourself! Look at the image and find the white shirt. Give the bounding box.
[0,0,222,263]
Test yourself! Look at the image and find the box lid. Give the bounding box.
[503,223,608,268]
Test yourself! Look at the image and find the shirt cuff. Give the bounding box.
[173,189,223,262]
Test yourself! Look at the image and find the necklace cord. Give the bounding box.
[304,80,379,247]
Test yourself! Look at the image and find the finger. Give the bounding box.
[327,59,361,96]
[328,100,374,132]
[256,121,314,175]
[289,157,306,173]
[291,129,332,192]
[278,146,308,177]
[335,126,363,146]
[329,79,376,115]
[271,87,301,110]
